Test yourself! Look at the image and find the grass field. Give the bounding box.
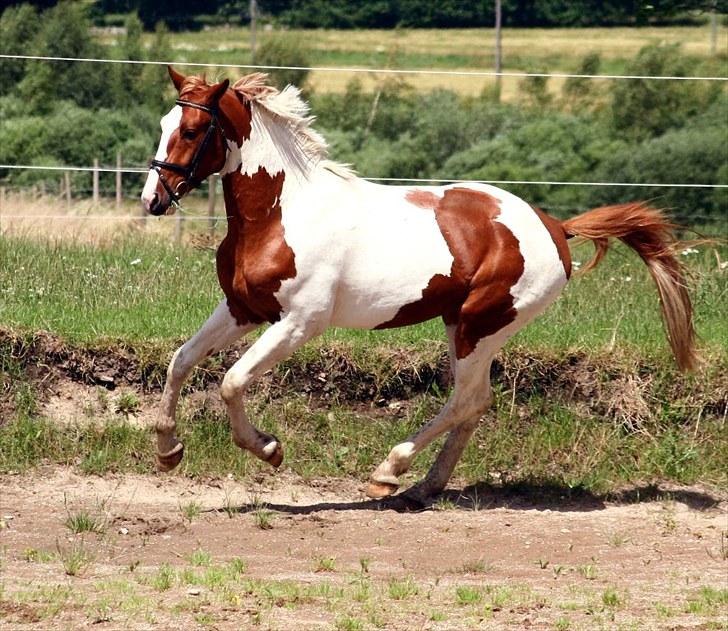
[100,25,728,96]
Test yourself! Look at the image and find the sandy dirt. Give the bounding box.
[0,468,726,631]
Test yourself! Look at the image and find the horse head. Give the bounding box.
[141,67,232,216]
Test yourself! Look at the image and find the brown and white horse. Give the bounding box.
[141,68,697,501]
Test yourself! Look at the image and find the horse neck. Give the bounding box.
[219,95,316,186]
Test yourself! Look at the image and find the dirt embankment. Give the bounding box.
[2,329,726,427]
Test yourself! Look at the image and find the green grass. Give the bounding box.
[0,234,725,356]
[98,25,728,96]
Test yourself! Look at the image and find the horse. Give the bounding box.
[141,67,697,502]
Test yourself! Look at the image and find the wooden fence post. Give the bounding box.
[92,159,100,206]
[64,172,71,210]
[208,174,218,238]
[116,151,122,210]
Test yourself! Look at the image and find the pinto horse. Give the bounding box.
[141,68,697,501]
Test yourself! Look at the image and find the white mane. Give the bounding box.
[232,74,354,180]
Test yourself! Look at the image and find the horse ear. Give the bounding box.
[168,66,186,92]
[210,78,230,102]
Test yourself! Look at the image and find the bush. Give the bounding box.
[254,35,310,90]
[441,113,626,210]
[0,4,40,96]
[588,124,728,223]
[609,44,721,141]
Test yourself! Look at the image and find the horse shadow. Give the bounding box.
[223,480,723,517]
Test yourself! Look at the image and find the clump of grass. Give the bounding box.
[335,616,364,631]
[602,587,622,608]
[151,564,175,591]
[187,549,212,567]
[179,501,203,524]
[64,510,105,535]
[250,497,275,530]
[313,556,336,573]
[455,585,483,605]
[114,392,141,416]
[228,558,247,575]
[56,540,94,576]
[578,564,598,580]
[388,576,419,600]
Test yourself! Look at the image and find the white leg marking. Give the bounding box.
[369,333,501,495]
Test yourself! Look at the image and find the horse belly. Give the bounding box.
[329,212,455,330]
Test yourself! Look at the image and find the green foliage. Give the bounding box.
[589,101,728,222]
[609,44,721,140]
[561,53,603,112]
[254,34,310,89]
[0,4,40,96]
[18,1,112,112]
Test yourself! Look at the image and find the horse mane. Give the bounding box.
[232,73,355,180]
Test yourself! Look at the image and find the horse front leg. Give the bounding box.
[157,300,257,471]
[220,315,318,467]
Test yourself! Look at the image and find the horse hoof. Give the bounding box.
[365,480,399,499]
[157,442,184,472]
[263,439,284,469]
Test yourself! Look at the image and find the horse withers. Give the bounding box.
[141,67,697,502]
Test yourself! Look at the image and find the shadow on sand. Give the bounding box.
[223,480,724,517]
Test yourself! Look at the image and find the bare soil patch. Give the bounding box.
[0,468,726,630]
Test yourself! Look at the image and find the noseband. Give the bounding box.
[150,99,224,204]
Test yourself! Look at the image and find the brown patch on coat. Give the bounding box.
[380,188,525,359]
[217,167,296,324]
[532,206,571,278]
[405,189,441,210]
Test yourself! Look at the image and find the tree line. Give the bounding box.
[1,0,722,30]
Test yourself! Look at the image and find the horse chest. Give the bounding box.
[216,224,296,325]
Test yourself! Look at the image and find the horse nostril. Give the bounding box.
[148,193,159,214]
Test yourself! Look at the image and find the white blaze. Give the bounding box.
[141,105,182,210]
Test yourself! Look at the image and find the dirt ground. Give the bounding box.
[0,468,726,631]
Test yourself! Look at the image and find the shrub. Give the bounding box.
[254,34,310,90]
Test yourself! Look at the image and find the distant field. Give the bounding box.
[100,25,728,96]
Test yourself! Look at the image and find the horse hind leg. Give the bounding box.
[366,329,498,499]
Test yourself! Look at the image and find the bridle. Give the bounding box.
[150,99,225,205]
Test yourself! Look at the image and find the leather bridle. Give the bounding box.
[150,99,224,205]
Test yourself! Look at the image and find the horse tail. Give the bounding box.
[561,202,698,372]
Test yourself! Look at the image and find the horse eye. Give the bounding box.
[182,129,197,140]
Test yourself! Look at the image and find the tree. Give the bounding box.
[18,1,112,112]
[0,4,40,95]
